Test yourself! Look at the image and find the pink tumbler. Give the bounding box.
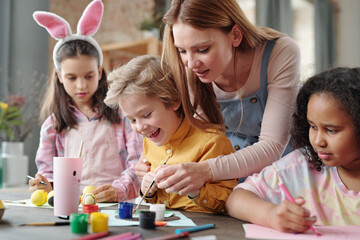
[53,157,82,217]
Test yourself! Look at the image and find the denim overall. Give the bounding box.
[218,38,293,159]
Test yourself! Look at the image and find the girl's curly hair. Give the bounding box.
[291,67,360,171]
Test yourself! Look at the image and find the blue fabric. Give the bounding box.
[218,38,293,161]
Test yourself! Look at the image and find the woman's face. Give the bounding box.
[172,22,237,84]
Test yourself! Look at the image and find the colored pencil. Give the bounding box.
[279,183,322,236]
[175,223,215,234]
[99,233,142,240]
[96,232,132,240]
[277,173,322,237]
[73,231,109,240]
[146,231,189,240]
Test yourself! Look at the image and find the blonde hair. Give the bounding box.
[162,0,285,132]
[105,55,183,118]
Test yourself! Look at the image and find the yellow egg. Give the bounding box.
[81,192,97,206]
[31,190,48,206]
[83,185,96,194]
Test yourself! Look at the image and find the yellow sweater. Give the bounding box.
[143,118,238,214]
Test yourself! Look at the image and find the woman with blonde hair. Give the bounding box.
[136,0,300,195]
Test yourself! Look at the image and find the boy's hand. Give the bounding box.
[28,173,52,193]
[135,155,150,180]
[141,172,158,197]
[92,184,117,202]
[268,197,317,233]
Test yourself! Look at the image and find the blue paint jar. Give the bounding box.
[118,202,133,219]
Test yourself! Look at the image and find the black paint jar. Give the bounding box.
[139,211,156,229]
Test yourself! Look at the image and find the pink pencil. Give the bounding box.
[99,233,141,240]
[279,182,322,236]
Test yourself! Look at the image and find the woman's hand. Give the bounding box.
[267,197,317,233]
[92,184,117,202]
[154,161,213,195]
[28,173,52,193]
[141,172,158,197]
[135,155,150,180]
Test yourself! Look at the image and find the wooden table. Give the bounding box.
[0,190,248,240]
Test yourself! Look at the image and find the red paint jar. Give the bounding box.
[83,204,99,215]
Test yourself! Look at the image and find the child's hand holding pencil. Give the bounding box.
[267,194,317,234]
[28,174,52,193]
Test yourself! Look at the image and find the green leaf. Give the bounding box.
[5,111,22,120]
[4,125,14,140]
[8,120,23,125]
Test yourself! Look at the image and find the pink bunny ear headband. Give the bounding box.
[33,0,104,70]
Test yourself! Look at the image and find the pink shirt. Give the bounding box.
[236,150,360,225]
[208,36,301,180]
[35,105,143,201]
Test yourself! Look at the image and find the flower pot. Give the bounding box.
[1,141,28,187]
[2,142,24,155]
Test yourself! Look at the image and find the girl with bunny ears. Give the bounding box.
[28,0,143,203]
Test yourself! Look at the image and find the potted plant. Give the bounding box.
[0,95,31,187]
[139,13,163,39]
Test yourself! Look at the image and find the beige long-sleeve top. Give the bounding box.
[208,36,301,180]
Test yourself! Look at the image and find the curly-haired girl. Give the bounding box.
[226,67,360,232]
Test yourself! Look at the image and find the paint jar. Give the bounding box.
[139,211,155,229]
[83,204,99,215]
[90,212,108,233]
[118,202,133,219]
[149,204,165,221]
[70,213,88,233]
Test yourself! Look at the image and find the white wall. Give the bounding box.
[336,0,360,67]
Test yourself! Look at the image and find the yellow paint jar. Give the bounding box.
[90,212,108,233]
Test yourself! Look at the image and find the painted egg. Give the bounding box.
[81,192,97,206]
[31,190,48,206]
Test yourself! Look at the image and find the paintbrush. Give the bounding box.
[19,221,70,226]
[78,140,84,158]
[133,155,171,214]
[2,200,26,204]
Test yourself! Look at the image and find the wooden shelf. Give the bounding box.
[101,37,162,72]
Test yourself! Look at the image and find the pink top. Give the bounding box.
[35,104,143,201]
[208,36,301,180]
[236,150,360,226]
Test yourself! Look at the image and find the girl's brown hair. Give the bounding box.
[40,40,120,133]
[162,0,284,132]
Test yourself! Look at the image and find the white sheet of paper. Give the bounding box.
[4,199,117,209]
[244,224,360,240]
[103,209,196,227]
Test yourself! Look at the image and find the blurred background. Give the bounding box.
[0,0,359,179]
